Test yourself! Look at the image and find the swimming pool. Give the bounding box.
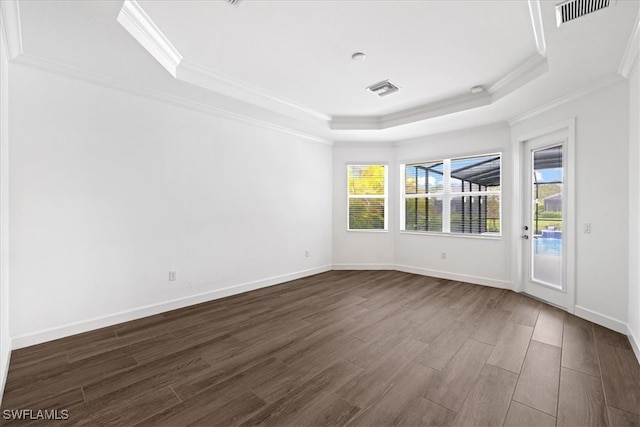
[534,237,562,256]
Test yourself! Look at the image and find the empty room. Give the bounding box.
[0,0,639,425]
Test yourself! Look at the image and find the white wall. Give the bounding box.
[394,124,514,288]
[8,64,333,346]
[332,144,395,268]
[512,81,630,331]
[628,61,640,356]
[0,10,12,402]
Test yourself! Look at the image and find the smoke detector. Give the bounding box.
[366,80,400,97]
[555,0,616,26]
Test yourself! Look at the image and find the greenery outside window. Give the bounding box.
[348,164,388,231]
[401,154,501,235]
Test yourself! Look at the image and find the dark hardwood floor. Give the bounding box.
[1,270,639,426]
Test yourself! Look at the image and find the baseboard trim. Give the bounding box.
[11,265,331,350]
[627,324,640,364]
[574,305,627,335]
[394,264,513,290]
[332,263,396,270]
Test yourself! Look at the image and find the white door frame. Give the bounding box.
[513,119,576,313]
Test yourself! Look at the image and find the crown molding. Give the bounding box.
[330,116,381,131]
[394,122,510,147]
[117,1,331,127]
[508,74,625,125]
[117,1,551,133]
[331,91,490,131]
[527,0,547,57]
[117,0,182,77]
[13,53,333,146]
[618,11,639,79]
[488,54,548,100]
[331,53,547,131]
[177,60,331,125]
[382,92,492,129]
[0,0,22,60]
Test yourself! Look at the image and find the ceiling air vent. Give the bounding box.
[555,0,615,26]
[227,0,242,6]
[366,80,399,97]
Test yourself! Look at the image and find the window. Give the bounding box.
[347,164,388,231]
[401,153,501,235]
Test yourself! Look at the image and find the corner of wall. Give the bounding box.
[628,33,640,365]
[0,7,13,404]
[629,324,640,364]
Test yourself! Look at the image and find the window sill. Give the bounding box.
[399,230,502,240]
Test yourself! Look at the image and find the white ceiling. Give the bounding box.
[137,0,537,117]
[4,0,640,143]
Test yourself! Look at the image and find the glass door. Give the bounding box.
[522,135,569,308]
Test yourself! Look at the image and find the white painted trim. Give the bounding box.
[330,116,381,131]
[117,0,549,131]
[508,75,626,125]
[565,118,577,314]
[117,0,182,77]
[332,93,492,131]
[0,0,22,60]
[394,122,510,147]
[527,0,547,57]
[488,54,548,101]
[628,324,640,364]
[332,54,548,131]
[331,263,396,270]
[116,1,329,126]
[334,140,395,148]
[394,264,513,290]
[11,265,331,349]
[12,54,333,146]
[333,264,513,290]
[382,92,492,129]
[178,60,331,124]
[574,305,627,334]
[511,128,524,293]
[618,11,640,79]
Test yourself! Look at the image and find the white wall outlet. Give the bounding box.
[169,270,177,281]
[583,223,591,234]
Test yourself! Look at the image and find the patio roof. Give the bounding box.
[450,155,501,188]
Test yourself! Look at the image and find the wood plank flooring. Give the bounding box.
[1,270,639,426]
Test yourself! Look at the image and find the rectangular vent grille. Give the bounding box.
[555,0,614,25]
[366,80,399,97]
[227,0,242,5]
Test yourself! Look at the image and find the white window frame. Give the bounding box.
[347,164,388,232]
[400,153,502,237]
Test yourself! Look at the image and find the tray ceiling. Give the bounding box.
[2,0,639,142]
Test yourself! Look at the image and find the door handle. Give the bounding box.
[522,235,529,239]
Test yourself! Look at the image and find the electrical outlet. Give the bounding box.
[583,223,591,234]
[169,270,177,281]
[305,250,310,258]
[441,252,447,260]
